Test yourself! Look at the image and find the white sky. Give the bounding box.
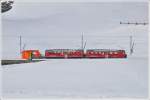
[13,0,149,3]
[2,2,148,36]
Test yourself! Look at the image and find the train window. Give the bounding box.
[114,52,118,54]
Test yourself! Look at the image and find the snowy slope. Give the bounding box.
[2,58,148,98]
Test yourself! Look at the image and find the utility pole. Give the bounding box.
[129,36,134,55]
[83,42,86,50]
[22,43,26,51]
[19,36,22,54]
[130,36,132,50]
[81,33,84,50]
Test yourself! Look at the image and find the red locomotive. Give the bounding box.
[45,49,84,58]
[86,49,127,58]
[22,50,41,59]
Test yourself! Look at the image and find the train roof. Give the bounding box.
[86,49,125,52]
[22,50,39,52]
[45,49,83,51]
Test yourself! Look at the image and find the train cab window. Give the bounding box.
[32,51,36,55]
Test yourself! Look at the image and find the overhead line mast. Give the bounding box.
[120,21,148,55]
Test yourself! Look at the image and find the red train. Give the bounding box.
[86,49,127,58]
[21,49,127,59]
[45,49,127,58]
[45,49,84,58]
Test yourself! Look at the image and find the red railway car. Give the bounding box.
[67,49,84,58]
[108,50,127,58]
[85,49,127,58]
[86,49,107,58]
[45,49,84,58]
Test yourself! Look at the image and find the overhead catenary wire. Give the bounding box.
[120,21,148,25]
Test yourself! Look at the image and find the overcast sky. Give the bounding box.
[2,2,148,37]
[13,0,148,3]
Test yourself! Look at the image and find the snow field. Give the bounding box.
[2,58,148,98]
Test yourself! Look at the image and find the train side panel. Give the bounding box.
[45,49,84,58]
[67,50,84,58]
[85,49,127,58]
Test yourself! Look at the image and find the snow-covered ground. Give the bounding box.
[1,2,148,98]
[2,58,148,98]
